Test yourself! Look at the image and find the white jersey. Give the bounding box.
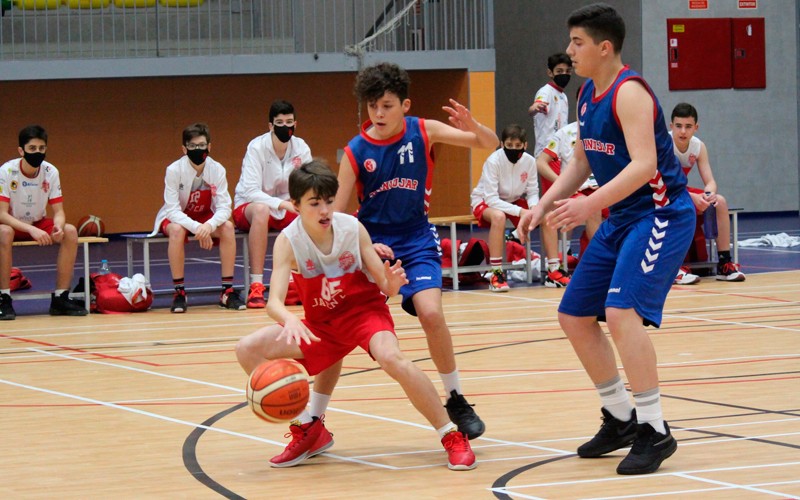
[470,148,539,215]
[532,82,569,156]
[542,121,597,191]
[283,212,367,280]
[669,132,703,176]
[233,132,312,220]
[0,159,63,223]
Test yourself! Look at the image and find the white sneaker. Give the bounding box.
[674,267,701,285]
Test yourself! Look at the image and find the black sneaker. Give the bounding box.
[49,291,89,316]
[444,390,485,440]
[0,292,16,321]
[219,287,246,310]
[577,408,637,458]
[171,289,187,313]
[616,421,677,475]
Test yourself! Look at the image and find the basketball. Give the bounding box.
[246,359,309,423]
[77,215,105,237]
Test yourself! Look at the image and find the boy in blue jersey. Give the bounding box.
[326,62,499,441]
[519,3,694,475]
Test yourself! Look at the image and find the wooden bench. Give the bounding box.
[429,215,534,291]
[122,232,257,295]
[11,236,109,312]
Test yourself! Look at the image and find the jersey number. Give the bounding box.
[397,142,415,165]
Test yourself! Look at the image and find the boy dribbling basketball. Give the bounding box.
[235,161,476,471]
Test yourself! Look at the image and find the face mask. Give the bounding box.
[272,125,294,143]
[553,74,571,89]
[186,148,208,166]
[503,147,524,164]
[24,152,46,168]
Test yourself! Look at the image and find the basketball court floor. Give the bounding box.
[2,212,798,498]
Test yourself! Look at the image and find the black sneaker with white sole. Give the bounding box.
[616,421,677,475]
[577,408,637,458]
[171,289,187,313]
[444,390,486,440]
[0,292,16,320]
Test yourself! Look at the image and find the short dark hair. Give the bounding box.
[19,125,47,148]
[547,53,572,71]
[289,160,339,203]
[269,100,295,122]
[671,102,699,122]
[354,62,410,103]
[567,3,626,54]
[501,124,527,144]
[182,123,210,145]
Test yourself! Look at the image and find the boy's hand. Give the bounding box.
[50,225,64,243]
[279,200,298,214]
[442,99,477,133]
[195,223,213,250]
[546,197,592,232]
[30,226,53,246]
[383,259,408,296]
[517,206,544,243]
[690,191,711,212]
[373,242,394,260]
[277,316,320,345]
[529,101,548,116]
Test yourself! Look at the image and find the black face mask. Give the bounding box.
[24,152,46,168]
[503,147,524,164]
[273,125,294,143]
[553,74,571,89]
[187,148,208,166]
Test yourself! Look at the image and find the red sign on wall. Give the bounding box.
[689,0,708,9]
[738,0,757,8]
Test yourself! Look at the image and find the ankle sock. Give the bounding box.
[597,375,634,422]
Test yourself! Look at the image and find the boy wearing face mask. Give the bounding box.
[469,124,539,292]
[150,123,245,313]
[0,125,88,320]
[528,53,573,159]
[233,100,313,308]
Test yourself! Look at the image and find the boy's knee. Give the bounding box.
[166,225,186,241]
[0,224,13,244]
[62,224,79,243]
[489,210,506,227]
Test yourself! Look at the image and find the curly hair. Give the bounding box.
[354,62,410,103]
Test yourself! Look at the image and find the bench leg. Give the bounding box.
[143,241,151,284]
[126,238,134,278]
[243,234,250,292]
[732,211,739,264]
[450,222,459,291]
[82,241,91,312]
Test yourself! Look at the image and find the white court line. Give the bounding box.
[662,311,800,333]
[671,472,797,499]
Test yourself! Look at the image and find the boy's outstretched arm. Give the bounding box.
[333,154,356,215]
[267,233,319,346]
[426,99,499,150]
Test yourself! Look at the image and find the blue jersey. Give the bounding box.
[577,66,687,223]
[344,116,434,235]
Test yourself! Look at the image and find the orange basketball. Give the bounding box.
[77,215,105,237]
[246,360,309,423]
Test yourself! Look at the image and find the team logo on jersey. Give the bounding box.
[338,251,356,272]
[41,180,50,194]
[582,138,616,155]
[305,259,315,272]
[9,180,18,191]
[364,158,377,173]
[688,154,697,167]
[210,184,217,197]
[397,142,415,165]
[292,156,303,168]
[178,183,184,191]
[547,139,557,150]
[520,172,528,183]
[581,102,587,116]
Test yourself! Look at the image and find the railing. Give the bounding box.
[0,0,493,60]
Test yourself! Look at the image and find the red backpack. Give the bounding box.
[10,267,32,291]
[440,238,490,286]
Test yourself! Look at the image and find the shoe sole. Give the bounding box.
[246,303,266,309]
[309,437,334,458]
[171,308,186,313]
[490,287,510,292]
[49,310,88,316]
[269,450,311,468]
[674,277,701,285]
[544,282,568,288]
[616,439,677,475]
[717,274,745,282]
[448,460,478,471]
[219,304,247,310]
[0,315,16,320]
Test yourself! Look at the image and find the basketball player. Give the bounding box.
[235,161,476,471]
[150,123,245,313]
[233,100,313,308]
[326,62,499,440]
[519,3,694,474]
[0,125,88,320]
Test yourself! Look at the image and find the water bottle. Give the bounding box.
[703,192,718,240]
[98,259,110,275]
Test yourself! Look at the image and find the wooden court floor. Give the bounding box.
[1,271,799,499]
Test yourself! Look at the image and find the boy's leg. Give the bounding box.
[483,208,510,292]
[369,331,476,470]
[244,202,270,277]
[165,223,187,281]
[54,223,79,291]
[234,324,304,372]
[713,195,745,281]
[214,221,245,310]
[0,225,15,320]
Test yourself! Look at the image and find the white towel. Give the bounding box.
[118,273,150,305]
[738,232,800,248]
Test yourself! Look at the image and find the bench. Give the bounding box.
[684,207,744,273]
[11,236,109,312]
[122,232,253,295]
[429,215,534,291]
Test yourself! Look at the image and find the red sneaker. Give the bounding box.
[269,417,328,468]
[441,430,477,471]
[246,282,266,309]
[545,268,570,288]
[309,418,334,458]
[489,270,510,292]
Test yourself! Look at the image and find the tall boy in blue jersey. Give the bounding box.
[519,4,694,475]
[328,62,498,440]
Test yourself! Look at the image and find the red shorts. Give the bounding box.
[472,199,529,229]
[161,212,219,245]
[233,202,297,232]
[539,158,562,194]
[13,218,55,241]
[295,305,395,376]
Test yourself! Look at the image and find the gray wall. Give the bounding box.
[495,0,800,213]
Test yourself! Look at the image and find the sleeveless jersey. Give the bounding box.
[344,116,433,235]
[283,213,387,324]
[577,66,687,223]
[669,132,703,176]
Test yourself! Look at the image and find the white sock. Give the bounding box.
[295,410,313,425]
[309,391,331,418]
[547,258,560,272]
[54,289,68,296]
[634,388,666,434]
[250,274,263,285]
[0,288,10,295]
[440,370,462,396]
[436,422,458,439]
[597,376,634,422]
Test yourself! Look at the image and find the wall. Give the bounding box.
[642,0,799,213]
[0,70,472,233]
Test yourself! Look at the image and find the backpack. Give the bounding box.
[74,272,153,313]
[10,267,32,291]
[441,237,490,286]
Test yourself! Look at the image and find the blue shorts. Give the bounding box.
[559,194,695,327]
[370,224,442,316]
